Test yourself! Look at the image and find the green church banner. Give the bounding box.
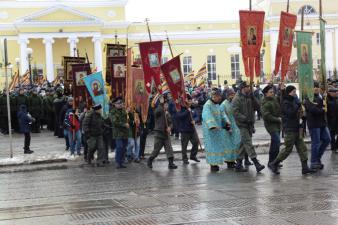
[296,31,313,101]
[320,19,327,89]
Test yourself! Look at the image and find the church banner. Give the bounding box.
[161,55,186,109]
[71,63,92,108]
[274,11,297,81]
[107,56,126,99]
[296,31,314,101]
[138,41,163,94]
[83,71,109,117]
[320,18,327,89]
[239,10,265,80]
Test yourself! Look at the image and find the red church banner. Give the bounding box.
[239,10,265,80]
[138,41,163,94]
[274,11,297,81]
[161,55,186,109]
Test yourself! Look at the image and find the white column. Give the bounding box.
[92,36,103,72]
[43,37,55,82]
[67,36,79,57]
[326,29,334,76]
[18,38,29,74]
[269,30,279,71]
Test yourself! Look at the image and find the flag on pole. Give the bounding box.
[320,18,327,89]
[138,41,163,94]
[296,31,314,101]
[194,63,207,86]
[161,55,186,109]
[239,10,265,80]
[184,70,195,82]
[274,11,297,81]
[83,71,109,117]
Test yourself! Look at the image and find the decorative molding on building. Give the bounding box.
[18,32,101,39]
[0,0,128,8]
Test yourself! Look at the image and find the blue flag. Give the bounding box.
[83,71,109,117]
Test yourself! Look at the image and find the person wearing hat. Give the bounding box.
[327,86,338,153]
[43,88,55,131]
[220,88,241,168]
[13,88,29,132]
[261,85,282,166]
[110,97,129,168]
[232,81,265,173]
[176,94,200,164]
[202,87,231,172]
[303,82,331,170]
[83,104,105,166]
[28,88,43,133]
[147,95,178,169]
[59,96,74,151]
[269,85,316,174]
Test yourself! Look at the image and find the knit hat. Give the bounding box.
[285,85,296,95]
[239,81,250,89]
[113,96,123,104]
[262,85,273,95]
[210,87,222,96]
[92,104,102,110]
[67,97,74,102]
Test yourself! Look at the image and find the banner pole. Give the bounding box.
[4,39,13,158]
[287,0,290,13]
[145,18,152,42]
[249,0,252,11]
[301,7,304,31]
[165,31,174,58]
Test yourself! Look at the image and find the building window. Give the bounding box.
[298,5,316,15]
[162,57,168,64]
[316,33,320,45]
[207,55,216,80]
[317,59,321,70]
[183,56,192,76]
[231,54,240,80]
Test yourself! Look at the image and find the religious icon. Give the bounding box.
[283,27,292,47]
[148,53,160,67]
[301,44,309,64]
[169,69,181,83]
[135,79,145,95]
[75,71,87,86]
[247,26,257,45]
[110,49,120,57]
[91,80,104,96]
[113,64,125,78]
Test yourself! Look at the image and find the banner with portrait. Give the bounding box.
[105,44,126,83]
[138,41,163,94]
[274,11,297,81]
[71,63,92,109]
[62,56,86,92]
[107,56,126,99]
[239,10,265,80]
[160,55,186,109]
[296,31,314,101]
[83,71,109,117]
[320,19,327,89]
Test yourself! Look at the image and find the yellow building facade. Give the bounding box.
[0,0,337,89]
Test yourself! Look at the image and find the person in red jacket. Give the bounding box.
[65,108,82,156]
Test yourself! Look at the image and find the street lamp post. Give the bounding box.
[26,48,33,87]
[15,57,20,88]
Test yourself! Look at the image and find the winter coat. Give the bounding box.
[327,95,338,131]
[82,109,104,137]
[304,94,327,129]
[28,94,43,117]
[0,94,7,117]
[282,95,302,133]
[110,107,129,139]
[176,107,194,133]
[153,104,172,138]
[261,96,281,133]
[17,105,32,133]
[232,92,260,129]
[16,94,29,111]
[59,103,72,129]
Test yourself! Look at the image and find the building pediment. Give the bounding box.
[15,5,103,27]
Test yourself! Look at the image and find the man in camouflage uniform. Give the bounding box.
[28,88,43,133]
[83,104,105,167]
[43,89,55,131]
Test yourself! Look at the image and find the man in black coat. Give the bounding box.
[53,89,66,138]
[327,87,338,152]
[176,94,200,164]
[59,97,73,151]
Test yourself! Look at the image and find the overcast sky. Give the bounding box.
[126,0,258,22]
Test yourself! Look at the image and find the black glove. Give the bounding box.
[223,123,231,131]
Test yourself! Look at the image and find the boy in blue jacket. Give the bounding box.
[17,105,34,154]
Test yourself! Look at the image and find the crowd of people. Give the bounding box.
[1,78,338,174]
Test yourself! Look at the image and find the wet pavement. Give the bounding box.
[1,151,338,224]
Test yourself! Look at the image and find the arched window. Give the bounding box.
[298,5,316,15]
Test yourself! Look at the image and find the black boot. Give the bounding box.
[147,156,154,168]
[235,159,248,172]
[244,154,253,166]
[226,162,236,169]
[210,165,220,172]
[268,159,280,174]
[168,157,178,169]
[252,158,265,173]
[301,160,317,174]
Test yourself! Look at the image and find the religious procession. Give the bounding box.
[0,0,337,178]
